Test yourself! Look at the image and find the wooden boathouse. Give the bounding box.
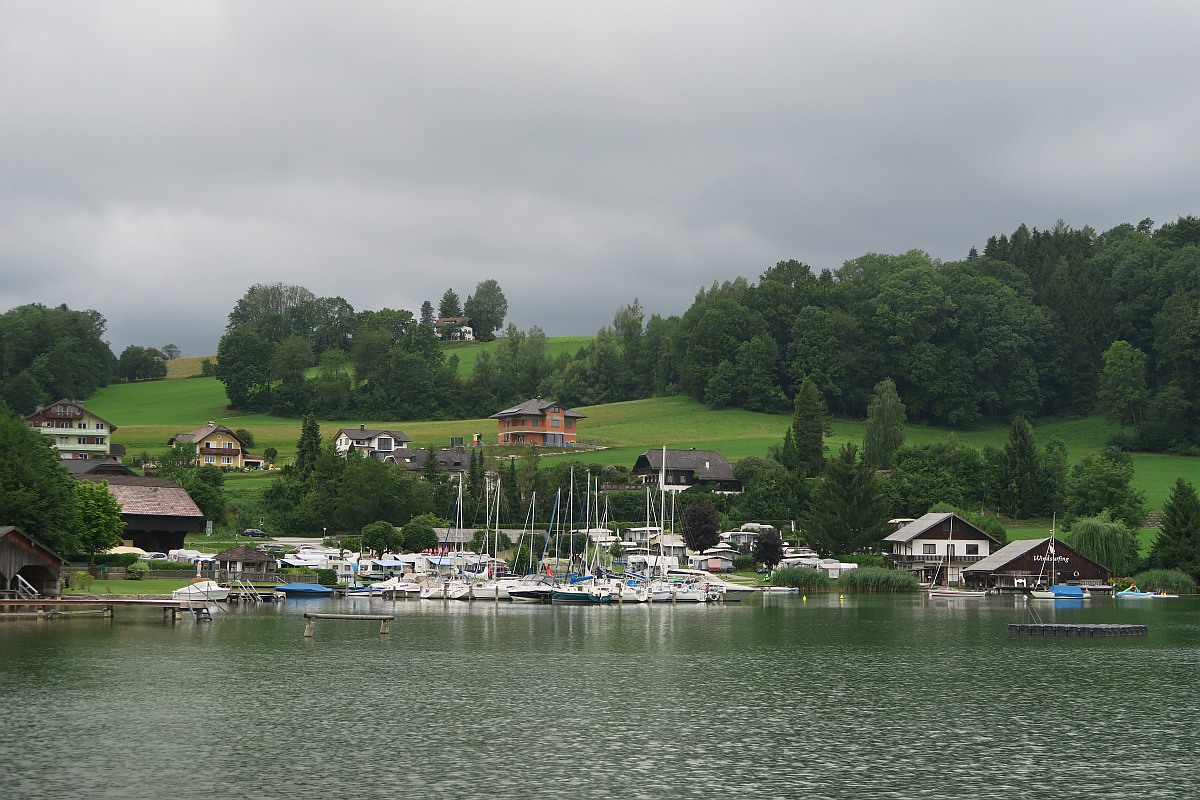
[962,537,1111,592]
[0,526,66,598]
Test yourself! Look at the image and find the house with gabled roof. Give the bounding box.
[26,399,118,461]
[169,423,263,469]
[333,424,411,462]
[490,397,584,447]
[884,512,1001,586]
[73,474,206,554]
[962,537,1110,593]
[631,448,741,493]
[434,316,475,340]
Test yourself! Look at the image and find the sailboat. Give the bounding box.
[926,515,986,597]
[421,477,472,600]
[1028,516,1087,600]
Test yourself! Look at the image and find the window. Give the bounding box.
[204,455,215,464]
[923,543,936,555]
[965,544,979,556]
[78,422,87,429]
[221,456,233,465]
[551,418,561,428]
[565,419,574,428]
[97,423,105,430]
[377,437,392,451]
[77,437,86,445]
[223,441,233,449]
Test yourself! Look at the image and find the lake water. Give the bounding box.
[3,592,1198,800]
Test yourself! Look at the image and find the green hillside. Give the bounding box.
[85,375,1200,512]
[439,336,593,376]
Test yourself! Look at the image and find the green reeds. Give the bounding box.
[770,567,831,591]
[836,566,921,593]
[1127,569,1197,595]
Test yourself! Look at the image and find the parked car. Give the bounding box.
[243,528,268,538]
[140,552,168,561]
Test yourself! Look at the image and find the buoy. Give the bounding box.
[839,594,844,600]
[802,595,807,601]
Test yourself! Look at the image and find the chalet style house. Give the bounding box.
[631,448,742,493]
[434,316,475,341]
[962,537,1110,592]
[490,397,584,447]
[884,512,1002,586]
[334,425,411,461]
[168,424,263,469]
[26,399,120,461]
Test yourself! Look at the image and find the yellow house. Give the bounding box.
[168,423,263,469]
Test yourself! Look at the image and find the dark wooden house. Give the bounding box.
[213,545,278,583]
[0,526,66,598]
[962,537,1111,592]
[73,475,205,553]
[631,448,742,493]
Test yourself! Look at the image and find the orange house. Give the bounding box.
[490,397,585,447]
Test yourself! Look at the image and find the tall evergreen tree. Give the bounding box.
[788,376,831,478]
[1149,478,1200,577]
[1000,416,1040,518]
[438,289,463,319]
[294,414,322,478]
[802,444,891,555]
[420,300,435,327]
[863,377,906,469]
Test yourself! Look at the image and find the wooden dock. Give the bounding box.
[0,597,215,623]
[1008,623,1148,637]
[303,612,393,638]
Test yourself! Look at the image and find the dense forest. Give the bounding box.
[206,216,1200,454]
[5,216,1200,454]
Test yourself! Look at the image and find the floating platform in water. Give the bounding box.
[1008,623,1147,637]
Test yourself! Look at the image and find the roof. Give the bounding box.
[489,397,585,420]
[883,512,1001,545]
[961,538,1045,572]
[168,423,250,449]
[334,426,411,443]
[632,448,737,482]
[26,398,118,431]
[398,447,471,472]
[0,525,67,565]
[63,458,137,476]
[214,545,274,562]
[74,475,204,518]
[435,316,472,325]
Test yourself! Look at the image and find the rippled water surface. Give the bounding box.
[3,593,1199,799]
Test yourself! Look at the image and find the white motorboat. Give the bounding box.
[172,580,230,602]
[346,576,421,598]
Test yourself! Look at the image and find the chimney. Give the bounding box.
[360,424,365,431]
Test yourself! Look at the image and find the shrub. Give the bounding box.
[733,553,757,572]
[771,567,830,591]
[837,566,920,593]
[1128,569,1197,595]
[125,560,150,580]
[67,571,93,591]
[314,568,337,586]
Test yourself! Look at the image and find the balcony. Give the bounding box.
[62,442,109,452]
[199,446,241,456]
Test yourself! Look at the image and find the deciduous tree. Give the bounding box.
[680,501,721,553]
[464,279,508,342]
[75,480,125,564]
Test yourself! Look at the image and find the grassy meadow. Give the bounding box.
[440,336,593,377]
[85,350,1200,517]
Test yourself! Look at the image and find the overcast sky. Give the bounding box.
[3,1,1199,357]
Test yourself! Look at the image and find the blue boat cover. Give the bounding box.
[276,582,333,595]
[1050,584,1085,598]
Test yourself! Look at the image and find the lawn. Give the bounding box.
[86,368,1200,515]
[62,579,192,596]
[440,336,593,376]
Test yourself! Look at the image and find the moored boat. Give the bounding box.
[172,580,231,602]
[274,581,333,597]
